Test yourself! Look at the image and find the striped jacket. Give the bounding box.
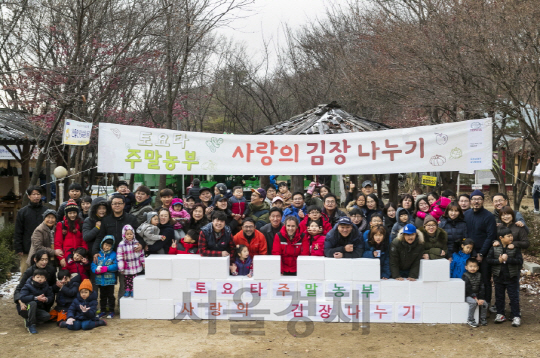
[117,238,145,275]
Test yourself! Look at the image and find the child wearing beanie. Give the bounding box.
[63,279,106,330]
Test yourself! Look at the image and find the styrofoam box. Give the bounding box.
[352,259,381,281]
[409,281,438,303]
[437,279,465,303]
[174,298,203,320]
[325,281,353,302]
[133,275,160,299]
[241,278,270,299]
[270,278,298,299]
[145,255,173,279]
[215,276,244,299]
[120,297,147,319]
[324,258,354,281]
[297,256,325,280]
[172,255,201,279]
[342,300,370,324]
[198,300,229,320]
[353,282,381,302]
[418,259,450,282]
[369,303,395,323]
[394,302,422,323]
[380,279,410,302]
[451,302,478,324]
[253,255,281,280]
[251,298,290,321]
[199,256,230,279]
[159,278,188,300]
[423,303,452,323]
[147,299,175,319]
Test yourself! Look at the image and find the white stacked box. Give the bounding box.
[297,256,325,280]
[123,255,467,324]
[419,259,450,282]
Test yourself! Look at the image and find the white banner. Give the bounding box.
[63,119,92,145]
[0,145,40,160]
[97,119,492,175]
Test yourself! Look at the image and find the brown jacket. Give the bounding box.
[27,222,55,265]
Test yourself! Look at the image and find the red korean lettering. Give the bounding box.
[381,139,403,161]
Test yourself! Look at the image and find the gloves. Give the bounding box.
[101,266,108,273]
[66,318,75,325]
[95,266,102,274]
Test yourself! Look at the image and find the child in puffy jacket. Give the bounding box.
[91,236,118,319]
[136,212,165,247]
[416,192,451,222]
[64,279,106,330]
[117,225,145,298]
[168,229,199,255]
[306,220,325,256]
[451,238,474,278]
[390,208,413,241]
[51,269,81,324]
[169,198,190,230]
[229,186,248,219]
[64,247,91,280]
[230,245,253,277]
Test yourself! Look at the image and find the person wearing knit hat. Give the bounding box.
[56,183,83,221]
[54,199,87,266]
[63,278,106,330]
[170,198,190,231]
[419,214,448,260]
[470,189,484,199]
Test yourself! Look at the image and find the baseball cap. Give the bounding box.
[251,188,266,199]
[403,224,417,234]
[362,180,373,188]
[337,216,353,226]
[272,196,284,203]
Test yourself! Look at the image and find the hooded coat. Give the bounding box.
[83,197,110,256]
[169,198,190,230]
[116,226,145,275]
[390,208,414,242]
[390,228,425,279]
[363,235,391,279]
[272,225,309,273]
[91,237,118,286]
[13,264,56,306]
[324,223,364,258]
[67,290,98,321]
[136,212,162,246]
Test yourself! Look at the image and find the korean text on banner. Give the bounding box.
[63,119,92,146]
[97,118,493,175]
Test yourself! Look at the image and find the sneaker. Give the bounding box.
[96,309,101,315]
[58,321,67,328]
[480,319,488,326]
[27,324,38,334]
[130,291,134,298]
[97,311,107,319]
[467,320,479,328]
[97,320,107,327]
[494,314,506,323]
[489,305,497,313]
[106,312,114,319]
[123,291,130,298]
[534,210,540,214]
[512,317,521,327]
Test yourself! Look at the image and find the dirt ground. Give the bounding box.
[1,196,539,358]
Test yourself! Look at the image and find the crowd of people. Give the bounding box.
[12,178,529,333]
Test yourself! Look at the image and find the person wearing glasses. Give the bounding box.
[321,194,347,227]
[418,215,448,260]
[464,190,497,312]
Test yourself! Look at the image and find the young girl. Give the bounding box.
[230,245,253,277]
[136,212,166,251]
[306,221,325,256]
[169,198,190,231]
[346,193,367,214]
[64,247,91,280]
[439,203,468,258]
[117,225,145,297]
[414,197,431,228]
[55,199,87,267]
[450,238,474,278]
[80,196,92,220]
[362,225,391,279]
[424,191,451,221]
[168,229,199,255]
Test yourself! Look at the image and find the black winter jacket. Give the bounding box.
[260,222,283,254]
[14,264,57,303]
[439,217,468,255]
[324,224,364,258]
[67,291,98,321]
[55,274,81,310]
[92,212,144,254]
[19,277,54,309]
[389,230,425,279]
[14,201,47,254]
[83,197,110,255]
[464,207,496,256]
[462,271,484,299]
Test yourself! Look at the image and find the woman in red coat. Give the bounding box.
[54,200,87,267]
[272,216,309,275]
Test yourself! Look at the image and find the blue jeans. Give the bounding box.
[67,320,96,331]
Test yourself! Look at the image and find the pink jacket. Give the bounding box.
[417,197,451,222]
[169,208,190,230]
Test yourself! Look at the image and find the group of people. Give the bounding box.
[13,178,529,333]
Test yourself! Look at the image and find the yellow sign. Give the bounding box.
[421,175,437,186]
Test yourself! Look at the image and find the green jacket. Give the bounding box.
[248,201,271,224]
[419,227,448,259]
[390,229,425,279]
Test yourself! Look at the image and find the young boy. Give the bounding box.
[19,269,54,334]
[91,236,118,319]
[115,180,135,212]
[229,186,247,219]
[65,279,106,331]
[487,227,523,327]
[390,208,412,241]
[462,258,488,327]
[51,269,81,325]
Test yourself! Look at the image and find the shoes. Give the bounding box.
[123,291,130,298]
[97,320,107,327]
[96,309,101,315]
[27,324,38,334]
[467,320,479,328]
[512,317,521,327]
[106,312,114,319]
[130,291,134,298]
[494,314,506,323]
[97,312,107,319]
[534,210,540,214]
[58,321,67,328]
[480,319,488,326]
[489,305,497,313]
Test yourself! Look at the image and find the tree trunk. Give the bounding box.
[439,171,458,192]
[291,175,304,194]
[260,175,270,190]
[129,173,135,192]
[388,173,399,205]
[375,175,383,199]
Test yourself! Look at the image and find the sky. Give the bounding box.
[218,0,333,64]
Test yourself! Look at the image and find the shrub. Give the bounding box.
[0,242,16,284]
[0,223,15,251]
[520,211,540,257]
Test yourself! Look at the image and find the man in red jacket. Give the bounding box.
[233,218,267,256]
